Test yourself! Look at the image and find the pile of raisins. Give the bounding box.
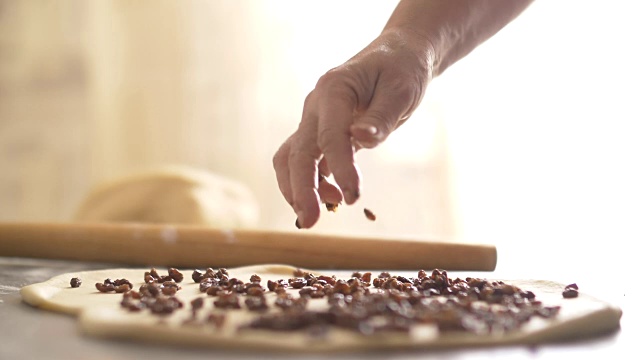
[81,266,578,336]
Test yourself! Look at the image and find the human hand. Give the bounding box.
[273,28,435,229]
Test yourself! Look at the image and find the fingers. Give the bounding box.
[274,140,323,229]
[318,181,343,206]
[285,99,324,228]
[316,158,342,203]
[273,138,294,206]
[275,72,417,228]
[288,144,321,229]
[275,145,342,228]
[318,157,331,179]
[273,110,323,228]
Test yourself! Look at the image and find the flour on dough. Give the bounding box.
[20,265,622,352]
[73,165,259,228]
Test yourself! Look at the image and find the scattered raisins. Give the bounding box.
[168,268,184,283]
[115,284,132,293]
[207,313,226,328]
[161,285,178,296]
[245,296,268,311]
[246,285,265,297]
[562,283,579,298]
[213,292,241,309]
[104,265,565,337]
[191,297,205,311]
[288,278,306,289]
[192,269,205,283]
[70,278,82,288]
[95,282,115,293]
[149,296,182,315]
[206,285,224,296]
[293,268,306,277]
[562,288,579,299]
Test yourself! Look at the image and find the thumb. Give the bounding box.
[350,81,414,149]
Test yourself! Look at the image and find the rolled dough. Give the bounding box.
[73,165,259,228]
[20,265,622,352]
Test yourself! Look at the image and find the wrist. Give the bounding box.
[383,0,535,77]
[379,26,439,78]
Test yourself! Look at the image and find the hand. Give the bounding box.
[273,28,435,229]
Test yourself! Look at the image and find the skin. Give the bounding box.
[273,0,535,229]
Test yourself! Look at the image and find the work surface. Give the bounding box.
[0,257,634,359]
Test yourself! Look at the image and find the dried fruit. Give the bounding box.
[325,203,339,212]
[363,208,376,221]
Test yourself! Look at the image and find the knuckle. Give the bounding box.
[365,108,390,124]
[272,145,289,169]
[317,127,344,151]
[316,68,358,99]
[287,147,314,165]
[302,91,315,109]
[386,78,416,104]
[315,69,343,90]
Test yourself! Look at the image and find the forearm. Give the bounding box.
[384,0,535,76]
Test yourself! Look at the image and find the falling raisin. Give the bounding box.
[364,208,376,221]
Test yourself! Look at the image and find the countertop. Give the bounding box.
[0,256,634,359]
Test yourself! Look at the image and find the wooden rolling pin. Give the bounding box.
[0,222,497,271]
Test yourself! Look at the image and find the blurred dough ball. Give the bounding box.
[74,166,259,228]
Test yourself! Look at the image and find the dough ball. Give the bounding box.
[73,166,259,228]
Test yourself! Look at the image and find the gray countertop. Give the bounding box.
[0,257,633,360]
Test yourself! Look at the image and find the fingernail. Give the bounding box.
[355,124,378,135]
[343,189,360,204]
[295,211,305,228]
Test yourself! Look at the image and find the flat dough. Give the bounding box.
[73,165,259,228]
[21,265,622,352]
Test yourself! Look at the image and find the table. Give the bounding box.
[0,257,634,359]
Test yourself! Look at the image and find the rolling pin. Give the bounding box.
[0,222,497,271]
